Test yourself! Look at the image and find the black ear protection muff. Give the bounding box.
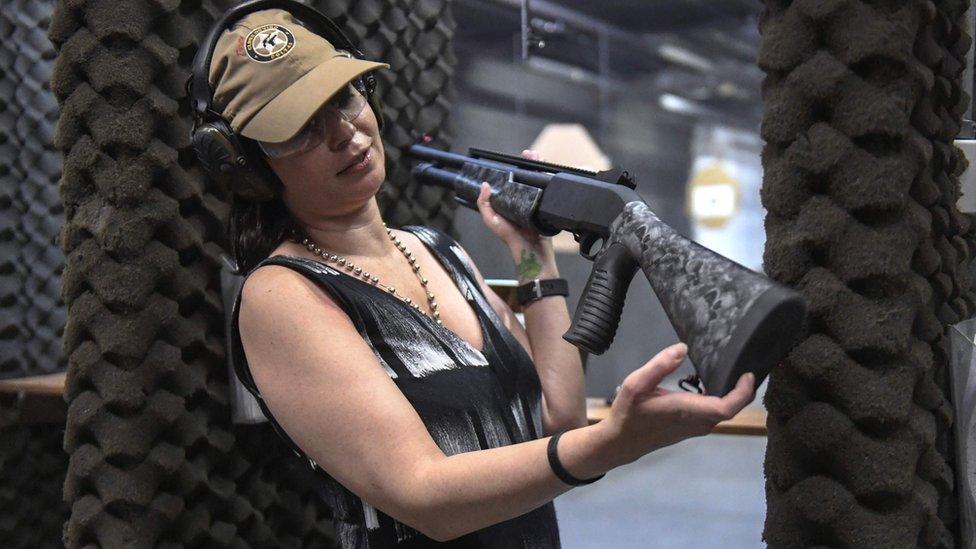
[187,0,385,201]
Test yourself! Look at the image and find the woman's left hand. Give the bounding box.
[476,149,554,257]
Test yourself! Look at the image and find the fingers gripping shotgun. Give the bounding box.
[406,142,807,396]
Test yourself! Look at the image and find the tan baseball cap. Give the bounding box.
[208,8,389,143]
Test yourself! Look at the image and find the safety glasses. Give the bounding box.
[258,77,369,159]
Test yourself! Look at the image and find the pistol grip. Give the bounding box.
[563,242,638,355]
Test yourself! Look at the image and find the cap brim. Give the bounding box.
[238,57,390,143]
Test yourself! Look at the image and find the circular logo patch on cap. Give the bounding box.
[244,24,296,63]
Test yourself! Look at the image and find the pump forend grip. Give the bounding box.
[563,241,639,355]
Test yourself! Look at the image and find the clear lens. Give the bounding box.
[258,80,368,159]
[257,121,319,158]
[329,80,368,122]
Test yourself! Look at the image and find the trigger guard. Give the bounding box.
[579,234,602,260]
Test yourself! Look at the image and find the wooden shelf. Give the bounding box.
[586,397,768,437]
[0,373,68,428]
[0,372,67,397]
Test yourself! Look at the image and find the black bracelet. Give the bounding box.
[547,430,606,486]
[516,278,569,306]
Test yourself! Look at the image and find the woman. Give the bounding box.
[217,6,757,547]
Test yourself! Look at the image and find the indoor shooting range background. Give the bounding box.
[1,0,974,547]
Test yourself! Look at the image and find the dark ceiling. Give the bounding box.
[452,0,765,128]
[554,0,760,34]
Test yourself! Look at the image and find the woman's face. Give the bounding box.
[266,95,385,219]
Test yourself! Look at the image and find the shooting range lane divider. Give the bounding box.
[758,0,975,545]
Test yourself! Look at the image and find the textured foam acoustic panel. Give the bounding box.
[0,0,67,380]
[49,0,334,545]
[51,0,456,545]
[0,420,69,549]
[759,1,975,546]
[0,0,70,545]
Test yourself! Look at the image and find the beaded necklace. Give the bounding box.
[290,222,442,325]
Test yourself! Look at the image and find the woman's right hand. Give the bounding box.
[599,342,756,466]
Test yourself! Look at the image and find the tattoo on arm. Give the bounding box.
[516,249,542,280]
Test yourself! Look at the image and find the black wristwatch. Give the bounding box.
[516,278,569,306]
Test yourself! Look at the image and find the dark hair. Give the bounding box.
[227,137,305,275]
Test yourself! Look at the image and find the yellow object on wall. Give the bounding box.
[687,163,740,228]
